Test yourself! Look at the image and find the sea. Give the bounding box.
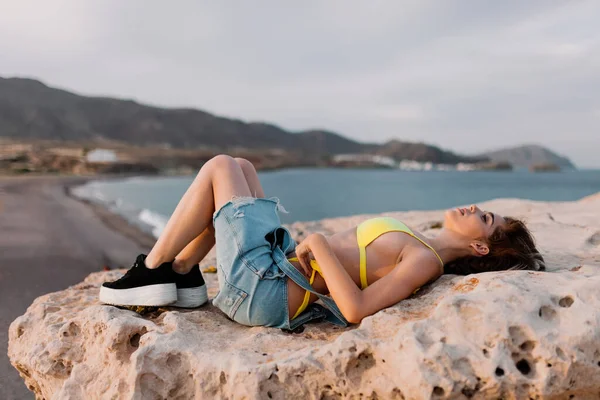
[72,168,600,239]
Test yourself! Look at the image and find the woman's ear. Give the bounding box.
[469,240,489,256]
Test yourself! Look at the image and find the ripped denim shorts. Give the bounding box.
[211,196,295,328]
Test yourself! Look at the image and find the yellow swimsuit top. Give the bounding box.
[288,216,444,320]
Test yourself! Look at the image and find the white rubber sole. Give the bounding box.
[172,285,208,308]
[99,283,177,306]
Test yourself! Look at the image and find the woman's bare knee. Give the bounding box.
[234,157,256,173]
[234,157,265,198]
[204,154,237,174]
[209,154,253,208]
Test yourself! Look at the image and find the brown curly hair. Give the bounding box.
[444,217,545,275]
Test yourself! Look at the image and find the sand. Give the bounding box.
[0,176,154,399]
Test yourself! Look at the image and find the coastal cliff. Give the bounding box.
[8,193,600,399]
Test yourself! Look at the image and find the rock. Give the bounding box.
[8,194,600,399]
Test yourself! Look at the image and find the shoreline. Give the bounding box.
[0,174,155,399]
[0,173,159,250]
[63,176,157,250]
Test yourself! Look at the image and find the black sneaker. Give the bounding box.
[99,254,177,306]
[172,264,208,308]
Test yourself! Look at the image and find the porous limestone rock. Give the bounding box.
[9,194,600,399]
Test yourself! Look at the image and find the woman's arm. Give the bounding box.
[298,233,363,322]
[301,233,440,323]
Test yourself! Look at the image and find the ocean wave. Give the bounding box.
[72,181,165,239]
[71,184,101,202]
[139,209,169,238]
[121,176,153,184]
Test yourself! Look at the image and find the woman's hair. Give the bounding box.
[444,217,546,275]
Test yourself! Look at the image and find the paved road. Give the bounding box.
[0,177,150,399]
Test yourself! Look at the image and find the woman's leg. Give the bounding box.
[147,156,265,270]
[172,158,266,272]
[234,158,266,199]
[172,227,216,273]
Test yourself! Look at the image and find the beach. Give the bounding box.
[0,176,155,399]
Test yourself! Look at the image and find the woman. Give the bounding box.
[100,155,545,331]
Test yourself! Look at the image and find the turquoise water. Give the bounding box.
[73,168,600,237]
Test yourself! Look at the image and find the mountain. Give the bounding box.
[0,77,482,163]
[0,77,371,156]
[0,76,570,168]
[375,140,486,164]
[478,145,576,169]
[296,130,372,155]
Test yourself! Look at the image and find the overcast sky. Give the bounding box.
[1,1,598,167]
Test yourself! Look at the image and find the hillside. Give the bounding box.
[0,77,575,168]
[0,77,478,164]
[0,77,371,157]
[478,145,576,169]
[376,140,485,164]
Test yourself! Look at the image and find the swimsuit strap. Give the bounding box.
[402,229,445,269]
[357,217,444,274]
[359,246,368,289]
[287,257,322,319]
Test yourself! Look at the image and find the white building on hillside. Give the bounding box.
[86,149,118,163]
[333,154,396,167]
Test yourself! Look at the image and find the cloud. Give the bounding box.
[369,105,426,121]
[541,42,590,57]
[0,0,598,167]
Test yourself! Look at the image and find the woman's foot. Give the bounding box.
[172,265,209,308]
[99,254,177,306]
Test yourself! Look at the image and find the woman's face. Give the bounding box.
[444,204,505,240]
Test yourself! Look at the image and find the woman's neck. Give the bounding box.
[426,229,473,265]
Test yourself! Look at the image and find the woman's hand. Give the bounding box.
[295,233,325,277]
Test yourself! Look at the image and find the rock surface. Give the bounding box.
[9,194,600,399]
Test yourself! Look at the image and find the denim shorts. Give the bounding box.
[211,196,295,329]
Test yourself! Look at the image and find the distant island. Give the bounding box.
[0,76,575,175]
[480,144,575,169]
